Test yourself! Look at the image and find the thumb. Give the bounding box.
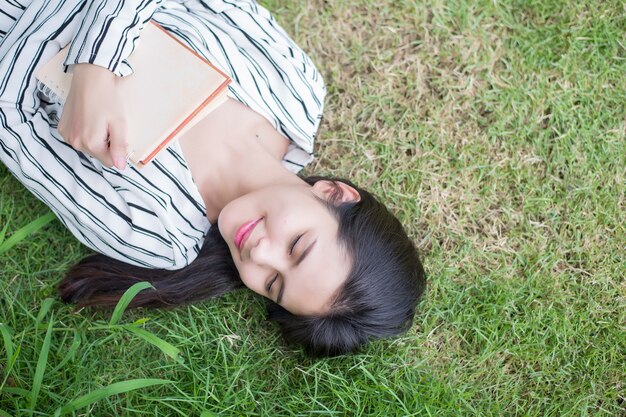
[107,121,129,170]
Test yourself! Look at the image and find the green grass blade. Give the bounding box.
[0,346,21,393]
[109,282,154,326]
[132,317,151,326]
[0,212,55,255]
[0,407,14,417]
[35,298,55,326]
[0,324,14,370]
[29,314,54,412]
[1,387,30,397]
[57,378,171,415]
[50,331,81,374]
[124,326,183,362]
[0,220,10,245]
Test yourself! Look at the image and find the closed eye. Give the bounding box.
[266,273,278,293]
[289,233,304,255]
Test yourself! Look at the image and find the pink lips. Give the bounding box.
[235,218,262,251]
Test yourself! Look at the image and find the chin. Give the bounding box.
[215,212,229,242]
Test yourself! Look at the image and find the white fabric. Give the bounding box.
[0,0,326,269]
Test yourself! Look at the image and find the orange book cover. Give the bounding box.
[35,21,231,166]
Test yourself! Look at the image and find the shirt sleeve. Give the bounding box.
[0,1,209,270]
[63,0,166,76]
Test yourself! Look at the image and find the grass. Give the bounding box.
[1,0,624,415]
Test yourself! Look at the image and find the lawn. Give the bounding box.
[1,0,624,415]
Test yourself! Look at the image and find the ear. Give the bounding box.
[311,180,361,205]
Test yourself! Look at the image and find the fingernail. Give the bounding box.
[114,158,127,170]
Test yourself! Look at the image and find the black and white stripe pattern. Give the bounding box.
[0,0,326,269]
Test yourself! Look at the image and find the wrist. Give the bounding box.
[71,63,117,82]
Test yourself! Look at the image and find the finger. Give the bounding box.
[57,119,67,142]
[107,121,129,170]
[85,132,115,167]
[57,100,72,142]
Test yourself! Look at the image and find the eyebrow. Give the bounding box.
[277,239,317,304]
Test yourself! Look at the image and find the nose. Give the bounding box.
[249,237,287,270]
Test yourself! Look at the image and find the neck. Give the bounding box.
[179,98,302,223]
[200,138,302,222]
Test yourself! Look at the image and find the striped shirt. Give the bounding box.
[0,0,326,269]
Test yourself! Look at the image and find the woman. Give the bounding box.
[0,0,426,356]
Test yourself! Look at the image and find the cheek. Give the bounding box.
[234,261,266,295]
[217,200,242,238]
[218,192,261,237]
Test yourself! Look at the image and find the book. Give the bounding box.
[35,21,231,167]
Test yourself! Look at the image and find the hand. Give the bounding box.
[58,63,129,169]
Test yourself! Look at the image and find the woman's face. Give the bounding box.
[218,181,358,315]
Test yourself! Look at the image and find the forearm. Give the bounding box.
[0,0,207,269]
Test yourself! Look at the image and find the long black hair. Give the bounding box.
[267,176,426,356]
[59,176,426,357]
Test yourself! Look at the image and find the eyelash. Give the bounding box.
[289,233,304,256]
[266,274,278,293]
[266,234,304,294]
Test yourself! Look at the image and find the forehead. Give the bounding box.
[282,230,352,316]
